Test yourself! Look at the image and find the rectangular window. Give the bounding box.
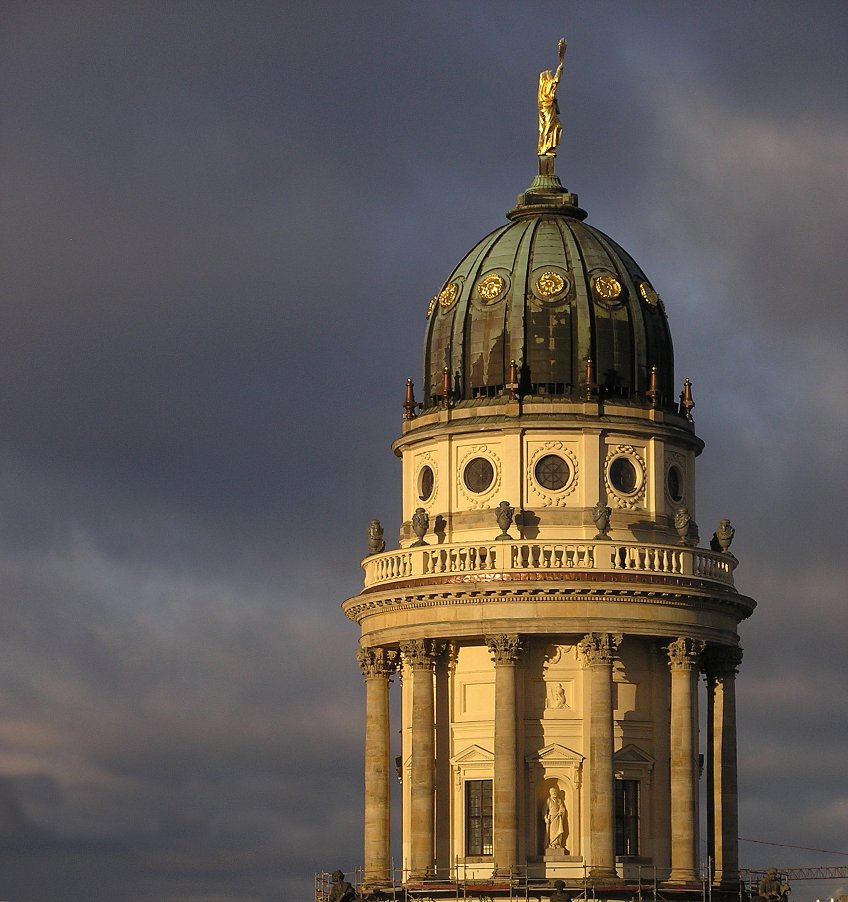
[465,779,493,856]
[615,779,640,856]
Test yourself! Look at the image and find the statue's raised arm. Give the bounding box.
[538,38,567,156]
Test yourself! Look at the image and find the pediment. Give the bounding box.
[614,743,655,768]
[526,743,584,766]
[451,744,493,766]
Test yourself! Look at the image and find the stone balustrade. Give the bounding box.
[362,539,735,590]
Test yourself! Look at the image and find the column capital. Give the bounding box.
[667,636,705,671]
[486,634,524,665]
[702,645,743,681]
[578,632,621,667]
[357,646,400,679]
[399,638,441,670]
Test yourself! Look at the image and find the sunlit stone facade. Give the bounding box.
[343,62,755,898]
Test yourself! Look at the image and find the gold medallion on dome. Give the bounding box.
[639,282,659,306]
[536,270,566,298]
[426,295,438,318]
[438,281,459,309]
[476,273,505,302]
[592,272,622,301]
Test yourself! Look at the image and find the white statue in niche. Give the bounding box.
[544,786,569,851]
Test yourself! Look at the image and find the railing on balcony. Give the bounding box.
[362,539,735,591]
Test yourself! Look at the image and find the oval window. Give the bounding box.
[534,454,570,491]
[610,457,638,494]
[418,465,435,502]
[667,465,683,503]
[463,457,494,493]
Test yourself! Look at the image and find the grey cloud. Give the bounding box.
[0,2,846,899]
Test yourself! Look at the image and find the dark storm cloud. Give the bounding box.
[1,2,847,900]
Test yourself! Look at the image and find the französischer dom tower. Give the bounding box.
[342,40,755,902]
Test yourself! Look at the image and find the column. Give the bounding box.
[578,632,621,880]
[704,645,743,887]
[358,646,399,886]
[666,637,704,883]
[487,634,523,876]
[401,638,437,879]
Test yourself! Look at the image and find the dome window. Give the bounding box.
[609,457,639,495]
[666,465,684,503]
[463,457,495,494]
[534,454,571,491]
[418,465,435,502]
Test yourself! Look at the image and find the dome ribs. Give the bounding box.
[420,203,676,413]
[525,217,573,396]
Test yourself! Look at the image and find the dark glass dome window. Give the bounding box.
[463,457,494,493]
[418,465,435,502]
[610,457,638,494]
[667,465,683,503]
[534,454,570,491]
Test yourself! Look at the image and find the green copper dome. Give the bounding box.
[422,181,674,411]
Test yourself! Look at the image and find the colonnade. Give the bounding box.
[356,634,741,888]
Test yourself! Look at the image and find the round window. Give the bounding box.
[534,454,571,491]
[610,457,639,494]
[667,465,683,503]
[418,465,435,502]
[463,457,494,493]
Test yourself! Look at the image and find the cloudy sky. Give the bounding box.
[1,2,847,900]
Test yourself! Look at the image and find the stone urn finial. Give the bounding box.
[494,501,514,540]
[411,507,429,546]
[367,519,385,555]
[710,518,735,553]
[592,499,612,538]
[674,507,698,546]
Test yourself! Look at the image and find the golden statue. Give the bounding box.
[538,38,566,156]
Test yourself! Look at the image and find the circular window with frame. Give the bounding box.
[666,464,684,504]
[609,457,639,494]
[418,465,435,502]
[463,457,495,494]
[534,454,571,491]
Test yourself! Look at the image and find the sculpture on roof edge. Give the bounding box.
[411,507,429,546]
[367,519,385,555]
[538,38,567,156]
[328,870,358,902]
[495,500,515,540]
[711,518,735,553]
[592,499,612,538]
[758,867,790,902]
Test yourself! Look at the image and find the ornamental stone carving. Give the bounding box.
[367,519,385,555]
[577,632,621,667]
[399,638,439,670]
[411,507,429,546]
[702,645,743,682]
[486,634,523,665]
[357,646,399,679]
[711,518,735,553]
[494,501,515,540]
[666,636,705,671]
[592,499,611,538]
